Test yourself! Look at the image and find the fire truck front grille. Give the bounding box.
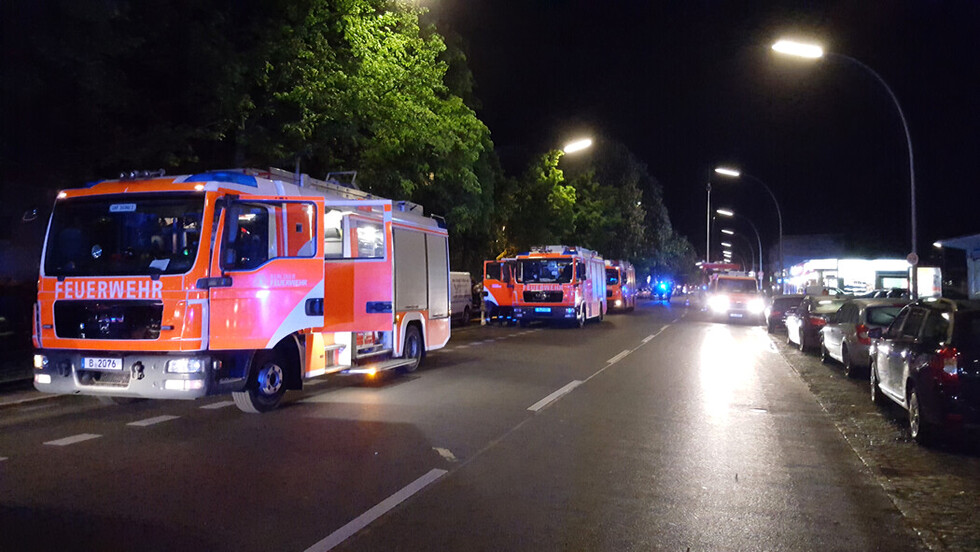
[77,369,131,387]
[54,300,164,340]
[607,290,613,298]
[523,291,563,303]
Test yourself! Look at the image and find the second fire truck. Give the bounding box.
[511,246,607,327]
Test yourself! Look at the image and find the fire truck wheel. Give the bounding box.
[233,351,286,413]
[576,307,586,328]
[400,324,423,373]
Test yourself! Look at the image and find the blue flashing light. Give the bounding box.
[185,171,258,188]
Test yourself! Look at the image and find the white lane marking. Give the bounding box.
[200,400,235,410]
[44,433,101,446]
[305,468,448,552]
[606,350,631,364]
[455,344,469,349]
[527,380,582,412]
[127,415,180,427]
[433,447,458,462]
[584,324,672,384]
[0,457,7,462]
[641,334,656,343]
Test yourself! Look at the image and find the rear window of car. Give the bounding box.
[866,306,903,327]
[812,299,846,314]
[773,297,802,309]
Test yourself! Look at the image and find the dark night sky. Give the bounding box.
[427,1,980,262]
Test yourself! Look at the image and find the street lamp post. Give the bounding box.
[706,181,712,264]
[772,39,918,299]
[714,167,784,291]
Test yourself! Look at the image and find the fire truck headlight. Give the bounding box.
[35,373,52,385]
[614,300,622,307]
[34,354,49,369]
[748,298,766,314]
[167,358,203,374]
[708,295,730,313]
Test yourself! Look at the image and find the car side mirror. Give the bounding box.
[868,327,883,339]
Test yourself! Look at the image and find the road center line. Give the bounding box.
[527,380,582,412]
[127,415,180,427]
[641,334,656,343]
[304,468,448,552]
[0,456,7,462]
[200,400,235,410]
[44,433,101,446]
[606,350,631,364]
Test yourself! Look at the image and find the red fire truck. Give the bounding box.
[32,167,450,412]
[481,258,516,324]
[605,259,636,312]
[511,246,607,327]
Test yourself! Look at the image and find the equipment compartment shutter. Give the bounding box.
[393,228,427,311]
[426,234,449,318]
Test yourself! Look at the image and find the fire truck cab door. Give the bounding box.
[208,197,325,351]
[319,200,394,332]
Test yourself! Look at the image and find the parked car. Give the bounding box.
[869,298,980,444]
[765,294,804,333]
[858,288,911,299]
[785,295,849,351]
[450,271,474,325]
[819,298,909,377]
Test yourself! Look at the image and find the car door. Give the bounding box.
[823,304,846,356]
[875,307,909,400]
[884,307,926,401]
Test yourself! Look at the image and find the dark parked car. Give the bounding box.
[765,294,804,333]
[785,295,849,351]
[869,298,980,444]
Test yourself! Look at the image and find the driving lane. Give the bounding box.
[0,302,679,551]
[342,314,923,551]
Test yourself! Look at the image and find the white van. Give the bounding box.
[450,271,474,325]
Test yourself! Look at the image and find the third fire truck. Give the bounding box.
[605,259,636,312]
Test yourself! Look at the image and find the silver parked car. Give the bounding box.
[818,298,909,377]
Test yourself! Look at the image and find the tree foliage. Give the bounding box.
[1,0,694,280]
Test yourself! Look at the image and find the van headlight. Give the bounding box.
[748,298,766,314]
[708,295,730,313]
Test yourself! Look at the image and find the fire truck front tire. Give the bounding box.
[399,324,424,373]
[233,351,286,413]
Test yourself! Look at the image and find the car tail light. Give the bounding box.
[808,315,827,327]
[930,346,960,385]
[856,324,871,345]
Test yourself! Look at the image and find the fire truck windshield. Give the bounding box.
[606,268,620,286]
[517,258,573,284]
[44,194,205,277]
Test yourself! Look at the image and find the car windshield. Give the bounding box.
[716,279,757,293]
[44,194,205,277]
[518,258,573,284]
[866,306,903,327]
[606,268,620,286]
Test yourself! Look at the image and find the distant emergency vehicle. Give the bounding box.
[482,258,516,324]
[605,260,636,312]
[32,167,450,412]
[512,246,607,327]
[706,272,764,322]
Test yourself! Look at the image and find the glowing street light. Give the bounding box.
[716,208,734,217]
[721,228,735,235]
[714,167,741,178]
[771,39,824,59]
[563,138,593,154]
[720,242,733,248]
[714,167,784,290]
[717,208,763,284]
[772,37,918,298]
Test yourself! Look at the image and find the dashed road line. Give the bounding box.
[606,350,631,365]
[0,456,7,462]
[44,433,101,447]
[641,334,656,343]
[127,415,180,427]
[433,447,458,462]
[304,468,448,552]
[200,400,235,410]
[527,380,582,412]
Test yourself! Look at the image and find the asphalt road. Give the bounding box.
[0,299,972,551]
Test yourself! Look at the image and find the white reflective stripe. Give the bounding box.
[304,468,447,552]
[44,433,101,446]
[127,415,180,427]
[264,278,325,349]
[528,380,582,412]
